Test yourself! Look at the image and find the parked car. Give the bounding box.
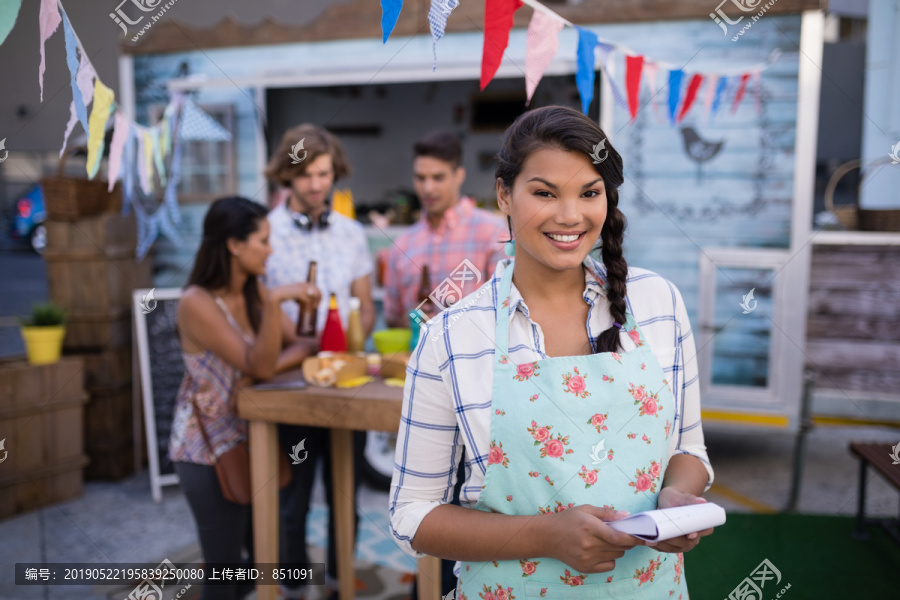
[9,185,47,254]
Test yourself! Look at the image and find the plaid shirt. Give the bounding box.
[265,204,374,330]
[388,255,714,558]
[382,197,508,325]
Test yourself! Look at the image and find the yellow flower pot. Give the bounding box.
[20,326,66,365]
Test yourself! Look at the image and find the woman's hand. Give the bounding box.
[545,505,648,573]
[652,487,714,554]
[272,282,321,310]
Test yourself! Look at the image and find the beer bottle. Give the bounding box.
[413,265,436,323]
[295,261,318,337]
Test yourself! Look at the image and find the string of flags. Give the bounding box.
[29,0,231,259]
[382,0,781,123]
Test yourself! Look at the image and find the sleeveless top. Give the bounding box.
[168,297,255,466]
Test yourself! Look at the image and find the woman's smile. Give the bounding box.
[544,230,586,250]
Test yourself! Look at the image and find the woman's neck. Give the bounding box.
[215,263,249,299]
[510,251,585,306]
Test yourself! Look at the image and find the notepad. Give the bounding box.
[607,502,726,541]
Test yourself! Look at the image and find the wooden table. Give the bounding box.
[237,379,443,600]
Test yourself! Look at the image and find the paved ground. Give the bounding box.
[0,420,897,600]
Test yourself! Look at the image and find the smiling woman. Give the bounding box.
[389,105,716,599]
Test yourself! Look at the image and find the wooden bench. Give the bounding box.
[849,442,900,544]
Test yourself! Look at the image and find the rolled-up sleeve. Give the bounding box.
[669,281,715,492]
[388,322,463,557]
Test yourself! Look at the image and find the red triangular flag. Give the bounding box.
[481,0,523,91]
[676,74,704,123]
[730,73,751,114]
[625,55,644,121]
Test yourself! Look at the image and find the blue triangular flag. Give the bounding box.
[710,76,728,120]
[575,27,599,115]
[667,69,684,125]
[62,13,88,133]
[381,0,403,43]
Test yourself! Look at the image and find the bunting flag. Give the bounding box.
[60,49,96,157]
[481,0,781,124]
[711,76,729,120]
[152,127,166,187]
[140,129,154,194]
[121,129,136,215]
[702,74,719,124]
[731,72,751,113]
[428,0,460,70]
[380,0,402,44]
[38,0,60,101]
[596,42,628,111]
[62,13,88,133]
[667,69,684,125]
[676,73,703,124]
[107,112,130,192]
[574,27,598,115]
[0,0,22,48]
[625,55,644,121]
[85,78,114,178]
[481,0,523,91]
[524,9,563,105]
[643,61,664,124]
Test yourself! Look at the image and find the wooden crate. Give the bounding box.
[64,312,132,351]
[84,385,135,481]
[79,346,133,392]
[45,213,137,257]
[84,440,134,482]
[0,357,85,408]
[0,360,88,520]
[84,385,133,441]
[45,251,152,316]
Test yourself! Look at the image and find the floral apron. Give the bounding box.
[456,258,689,600]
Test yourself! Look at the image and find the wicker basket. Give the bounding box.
[41,149,119,221]
[824,158,900,232]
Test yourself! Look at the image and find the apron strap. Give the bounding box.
[494,258,515,359]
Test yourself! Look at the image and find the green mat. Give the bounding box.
[684,513,900,598]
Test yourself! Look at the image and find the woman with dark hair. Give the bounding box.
[169,196,319,600]
[390,106,715,598]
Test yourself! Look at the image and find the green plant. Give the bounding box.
[20,302,67,327]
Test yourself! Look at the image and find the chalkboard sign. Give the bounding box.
[133,288,184,502]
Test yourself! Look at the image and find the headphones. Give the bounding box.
[288,203,332,232]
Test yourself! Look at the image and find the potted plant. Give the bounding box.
[19,302,67,365]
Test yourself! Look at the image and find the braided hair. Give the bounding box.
[494,105,628,353]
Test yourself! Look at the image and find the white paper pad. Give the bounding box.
[607,502,726,541]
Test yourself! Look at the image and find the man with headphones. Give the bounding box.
[264,123,376,600]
